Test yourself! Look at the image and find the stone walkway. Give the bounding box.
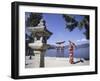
[25,56,89,68]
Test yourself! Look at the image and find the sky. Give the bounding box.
[43,13,89,45]
[25,12,89,45]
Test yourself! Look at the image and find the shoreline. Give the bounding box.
[25,56,89,68]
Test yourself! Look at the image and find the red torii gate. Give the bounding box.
[56,41,65,50]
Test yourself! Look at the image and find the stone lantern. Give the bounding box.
[27,19,52,67]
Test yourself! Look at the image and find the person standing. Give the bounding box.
[68,40,76,64]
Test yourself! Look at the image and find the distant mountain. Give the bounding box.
[76,43,89,48]
[65,43,89,49]
[47,44,56,49]
[47,43,89,49]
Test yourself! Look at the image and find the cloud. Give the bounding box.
[81,38,87,42]
[77,40,80,42]
[77,38,88,42]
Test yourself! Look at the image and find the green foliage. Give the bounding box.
[26,13,43,27]
[63,14,78,31]
[63,14,89,40]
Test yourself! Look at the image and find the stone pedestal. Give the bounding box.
[34,53,40,67]
[40,50,45,67]
[33,49,46,67]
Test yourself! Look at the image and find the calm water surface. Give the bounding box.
[45,47,89,60]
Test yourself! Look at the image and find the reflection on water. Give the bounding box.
[45,47,89,60]
[56,49,64,57]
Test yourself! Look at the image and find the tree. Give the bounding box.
[63,14,89,40]
[26,13,43,27]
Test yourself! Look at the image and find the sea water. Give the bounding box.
[45,47,89,60]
